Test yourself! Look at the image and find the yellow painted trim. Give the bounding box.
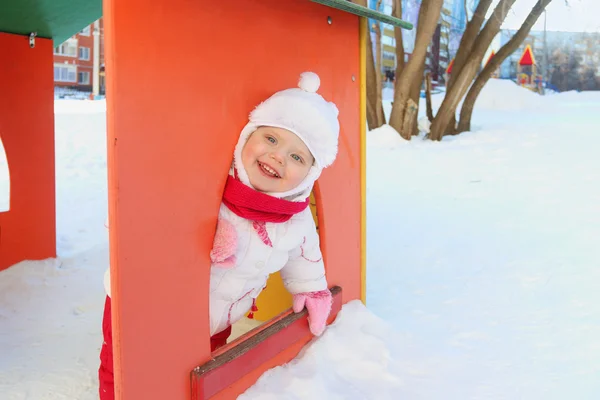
[359,16,367,305]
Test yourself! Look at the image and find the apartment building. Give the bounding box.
[368,0,479,83]
[53,18,104,94]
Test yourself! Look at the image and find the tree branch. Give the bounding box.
[457,0,554,132]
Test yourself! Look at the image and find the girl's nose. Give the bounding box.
[270,151,285,165]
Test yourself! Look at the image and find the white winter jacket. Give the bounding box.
[101,198,328,337]
[209,202,327,336]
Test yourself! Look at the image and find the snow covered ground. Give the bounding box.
[1,80,600,399]
[0,104,108,400]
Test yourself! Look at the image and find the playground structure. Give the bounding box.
[444,49,498,84]
[517,44,543,92]
[443,58,455,85]
[485,50,500,79]
[0,0,412,399]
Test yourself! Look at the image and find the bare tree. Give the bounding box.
[425,71,434,121]
[457,0,554,133]
[428,0,517,141]
[446,0,494,91]
[443,0,494,134]
[354,0,386,130]
[373,0,386,127]
[389,0,444,140]
[392,0,405,79]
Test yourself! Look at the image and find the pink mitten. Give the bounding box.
[292,290,333,336]
[210,218,237,268]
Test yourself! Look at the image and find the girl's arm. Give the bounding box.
[280,216,332,336]
[280,219,328,294]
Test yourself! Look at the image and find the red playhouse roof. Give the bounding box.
[485,50,495,66]
[446,58,454,74]
[519,45,536,66]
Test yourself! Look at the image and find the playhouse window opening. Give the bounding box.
[212,188,322,351]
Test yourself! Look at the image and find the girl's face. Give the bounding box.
[241,126,314,193]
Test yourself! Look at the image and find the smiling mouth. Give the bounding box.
[258,161,281,178]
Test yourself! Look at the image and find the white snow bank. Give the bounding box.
[365,92,600,399]
[471,78,542,111]
[548,90,600,106]
[0,255,106,399]
[0,104,108,400]
[54,99,107,114]
[2,86,600,399]
[367,124,409,149]
[239,300,424,400]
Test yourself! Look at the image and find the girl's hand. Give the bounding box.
[292,289,332,336]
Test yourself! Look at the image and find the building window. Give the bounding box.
[54,42,77,57]
[382,35,395,47]
[54,64,77,82]
[78,71,91,85]
[79,47,91,61]
[382,52,396,62]
[80,26,91,36]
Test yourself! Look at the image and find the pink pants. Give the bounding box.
[99,296,114,400]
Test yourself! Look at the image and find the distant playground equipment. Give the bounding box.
[485,50,499,79]
[517,44,544,93]
[0,0,412,399]
[443,58,455,85]
[444,50,499,85]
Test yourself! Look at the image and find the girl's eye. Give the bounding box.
[291,154,304,163]
[266,136,276,144]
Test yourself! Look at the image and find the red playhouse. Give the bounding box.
[0,0,412,398]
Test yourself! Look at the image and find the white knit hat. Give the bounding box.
[232,72,340,201]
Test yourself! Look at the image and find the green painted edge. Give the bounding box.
[310,0,414,30]
[0,0,102,44]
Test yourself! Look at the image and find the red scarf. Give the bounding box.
[222,175,309,223]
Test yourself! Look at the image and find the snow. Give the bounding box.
[0,104,108,399]
[53,99,107,115]
[2,82,600,399]
[383,78,543,126]
[239,301,417,400]
[465,78,543,111]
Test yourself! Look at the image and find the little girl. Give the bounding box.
[99,71,340,398]
[208,71,340,349]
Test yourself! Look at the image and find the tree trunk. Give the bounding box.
[374,0,386,126]
[389,0,444,140]
[401,98,419,136]
[429,0,517,141]
[406,5,426,137]
[446,0,493,91]
[408,63,425,136]
[365,36,383,129]
[354,0,385,130]
[392,0,405,76]
[457,0,554,133]
[443,0,494,135]
[425,71,434,122]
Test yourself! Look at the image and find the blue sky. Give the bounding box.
[498,0,599,32]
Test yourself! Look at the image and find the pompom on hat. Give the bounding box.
[233,72,341,201]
